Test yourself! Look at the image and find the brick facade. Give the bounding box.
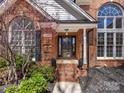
[79,0,124,18]
[0,0,124,71]
[79,0,124,67]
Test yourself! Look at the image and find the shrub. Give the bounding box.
[16,54,36,72]
[18,74,47,93]
[29,65,55,82]
[5,85,17,93]
[15,54,25,71]
[0,58,7,68]
[40,65,55,82]
[6,74,48,93]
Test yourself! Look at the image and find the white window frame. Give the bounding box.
[97,4,124,60]
[9,17,35,54]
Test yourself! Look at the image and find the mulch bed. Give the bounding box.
[79,66,124,93]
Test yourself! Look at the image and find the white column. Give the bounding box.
[83,28,87,64]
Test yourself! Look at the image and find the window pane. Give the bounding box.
[107,33,113,46]
[98,18,104,28]
[116,46,122,57]
[107,46,113,57]
[106,18,113,28]
[97,33,104,57]
[97,46,104,57]
[107,33,113,57]
[116,33,123,46]
[98,33,104,45]
[116,18,122,28]
[98,4,123,16]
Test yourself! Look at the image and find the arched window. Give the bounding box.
[97,3,124,59]
[9,16,41,61]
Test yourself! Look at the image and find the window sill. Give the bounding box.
[97,57,124,60]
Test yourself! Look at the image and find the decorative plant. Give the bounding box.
[29,65,55,82]
[5,74,48,93]
[5,85,17,93]
[17,74,47,93]
[0,57,7,68]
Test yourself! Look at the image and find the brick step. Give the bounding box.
[55,63,87,82]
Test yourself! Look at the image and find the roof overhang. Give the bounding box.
[56,22,97,32]
[0,0,96,21]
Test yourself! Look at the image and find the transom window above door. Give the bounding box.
[97,3,124,59]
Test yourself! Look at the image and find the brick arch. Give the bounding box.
[8,15,34,26]
[7,15,41,31]
[1,0,47,31]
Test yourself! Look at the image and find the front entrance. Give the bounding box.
[58,36,76,58]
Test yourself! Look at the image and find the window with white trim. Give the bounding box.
[97,3,124,59]
[9,16,35,54]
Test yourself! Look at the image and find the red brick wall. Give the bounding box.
[80,0,124,18]
[1,0,43,30]
[1,0,56,64]
[80,0,124,67]
[1,0,124,67]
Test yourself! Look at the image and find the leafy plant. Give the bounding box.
[18,74,47,93]
[0,58,7,68]
[6,74,48,93]
[29,65,55,82]
[15,54,25,71]
[40,65,55,82]
[5,85,17,93]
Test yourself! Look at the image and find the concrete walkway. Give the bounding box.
[52,82,82,93]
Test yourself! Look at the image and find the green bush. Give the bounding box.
[40,65,55,82]
[5,85,17,93]
[15,54,25,70]
[6,74,48,93]
[5,74,48,93]
[17,74,47,93]
[0,58,7,68]
[29,65,55,82]
[16,54,36,71]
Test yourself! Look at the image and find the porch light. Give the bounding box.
[32,57,36,62]
[64,28,69,35]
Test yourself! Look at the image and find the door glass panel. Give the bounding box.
[58,36,76,58]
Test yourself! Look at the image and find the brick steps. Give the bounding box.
[55,61,87,82]
[52,60,87,93]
